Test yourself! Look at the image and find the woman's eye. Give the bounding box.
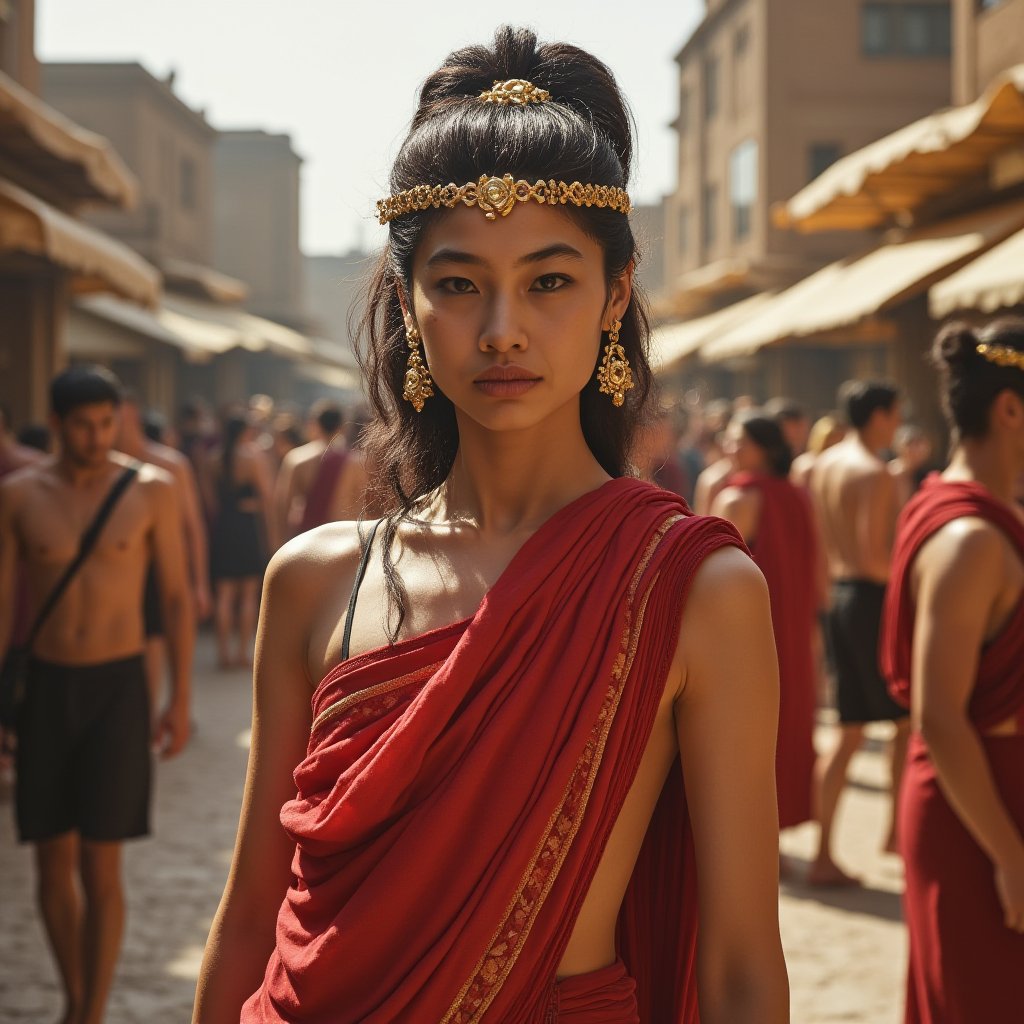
[438,277,477,294]
[533,274,570,292]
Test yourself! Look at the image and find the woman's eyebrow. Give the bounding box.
[424,243,585,270]
[516,244,584,266]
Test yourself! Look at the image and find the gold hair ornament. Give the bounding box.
[377,175,632,225]
[403,325,434,413]
[479,79,551,106]
[596,319,634,408]
[977,341,1024,370]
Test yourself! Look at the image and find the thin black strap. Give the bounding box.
[27,463,140,648]
[341,519,383,662]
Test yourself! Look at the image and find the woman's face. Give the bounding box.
[723,420,766,474]
[407,203,631,434]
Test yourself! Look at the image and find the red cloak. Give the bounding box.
[880,475,1024,1024]
[300,443,349,533]
[242,477,745,1023]
[728,472,818,829]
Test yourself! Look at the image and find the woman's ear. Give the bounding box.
[604,261,635,328]
[396,284,415,333]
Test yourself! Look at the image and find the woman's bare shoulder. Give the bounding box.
[672,545,771,698]
[264,521,371,604]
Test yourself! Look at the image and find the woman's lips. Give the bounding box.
[474,378,540,398]
[473,365,541,398]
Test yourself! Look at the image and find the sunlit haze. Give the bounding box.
[39,0,703,255]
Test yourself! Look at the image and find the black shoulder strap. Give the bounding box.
[341,519,383,662]
[27,464,140,648]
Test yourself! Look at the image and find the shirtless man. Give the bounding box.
[0,365,194,1024]
[118,392,210,713]
[273,402,368,541]
[809,379,909,884]
[0,404,44,477]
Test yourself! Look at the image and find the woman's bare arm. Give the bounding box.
[192,538,328,1021]
[674,547,789,1024]
[912,519,1024,932]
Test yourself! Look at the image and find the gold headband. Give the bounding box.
[977,342,1024,370]
[479,78,551,106]
[377,174,631,225]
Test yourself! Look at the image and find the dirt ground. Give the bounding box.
[0,637,907,1022]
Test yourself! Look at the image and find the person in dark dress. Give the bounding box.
[202,413,275,669]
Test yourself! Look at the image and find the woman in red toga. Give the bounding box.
[881,319,1024,1023]
[712,412,823,839]
[193,27,788,1024]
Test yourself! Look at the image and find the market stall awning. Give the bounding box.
[651,293,776,372]
[774,64,1024,234]
[74,294,218,359]
[930,223,1024,317]
[0,178,159,306]
[162,258,249,304]
[0,70,137,208]
[295,361,362,392]
[159,293,314,359]
[703,200,1024,363]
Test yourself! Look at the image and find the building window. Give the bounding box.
[863,3,951,57]
[729,140,758,241]
[703,56,719,119]
[180,157,197,210]
[678,87,690,136]
[809,142,843,181]
[702,184,718,249]
[678,207,690,255]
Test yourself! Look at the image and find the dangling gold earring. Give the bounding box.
[402,324,434,413]
[596,318,634,407]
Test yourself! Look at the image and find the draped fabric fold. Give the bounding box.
[881,475,1024,730]
[880,475,1024,1024]
[242,477,745,1023]
[726,471,818,829]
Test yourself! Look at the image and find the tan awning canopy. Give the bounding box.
[159,294,315,360]
[75,294,211,357]
[0,178,160,306]
[652,294,776,372]
[162,258,249,304]
[774,64,1024,234]
[0,70,137,208]
[704,200,1024,363]
[930,223,1024,317]
[295,361,362,392]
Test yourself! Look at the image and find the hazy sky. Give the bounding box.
[39,0,702,255]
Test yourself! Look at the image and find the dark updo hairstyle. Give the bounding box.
[931,319,1024,441]
[357,26,654,637]
[736,409,793,478]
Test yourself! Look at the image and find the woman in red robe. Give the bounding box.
[712,411,823,834]
[192,27,789,1024]
[880,319,1024,1023]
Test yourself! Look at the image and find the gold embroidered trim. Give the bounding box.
[310,660,444,735]
[441,514,682,1023]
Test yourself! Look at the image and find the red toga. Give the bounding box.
[242,477,746,1023]
[880,476,1024,1024]
[300,443,349,533]
[728,472,818,829]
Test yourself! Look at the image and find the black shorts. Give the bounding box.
[15,655,152,843]
[826,580,908,724]
[143,566,163,638]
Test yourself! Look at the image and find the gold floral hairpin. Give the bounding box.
[479,79,551,106]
